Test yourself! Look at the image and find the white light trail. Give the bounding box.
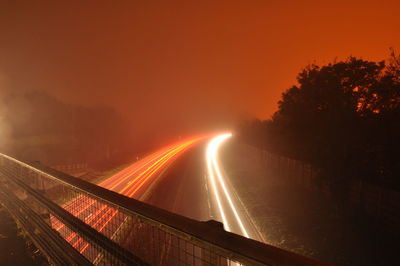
[206,133,250,238]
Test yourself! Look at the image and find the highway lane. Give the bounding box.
[147,133,264,243]
[141,133,265,265]
[205,133,264,241]
[102,135,207,196]
[50,134,211,258]
[50,132,264,261]
[145,142,211,221]
[51,132,387,265]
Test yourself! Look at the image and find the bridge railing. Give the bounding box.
[0,153,325,266]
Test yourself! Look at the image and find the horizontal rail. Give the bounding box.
[0,153,328,265]
[0,182,92,266]
[0,167,146,265]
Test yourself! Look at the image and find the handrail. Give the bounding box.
[0,167,146,265]
[0,153,329,265]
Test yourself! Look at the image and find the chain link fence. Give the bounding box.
[0,153,325,266]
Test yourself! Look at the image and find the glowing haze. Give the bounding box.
[0,1,399,140]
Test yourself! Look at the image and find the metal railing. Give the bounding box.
[0,153,327,265]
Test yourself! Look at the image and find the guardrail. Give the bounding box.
[0,153,327,265]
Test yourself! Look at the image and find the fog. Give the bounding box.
[1,1,399,164]
[0,91,133,165]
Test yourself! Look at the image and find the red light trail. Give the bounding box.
[50,135,209,257]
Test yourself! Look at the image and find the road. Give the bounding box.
[51,132,265,262]
[205,133,264,241]
[146,133,264,243]
[69,132,398,266]
[50,134,211,259]
[145,133,398,265]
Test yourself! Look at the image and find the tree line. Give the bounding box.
[237,50,400,191]
[0,91,134,166]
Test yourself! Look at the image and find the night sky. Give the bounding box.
[1,0,399,138]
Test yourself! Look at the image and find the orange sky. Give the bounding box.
[1,0,399,137]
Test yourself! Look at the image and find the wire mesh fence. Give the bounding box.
[0,153,324,266]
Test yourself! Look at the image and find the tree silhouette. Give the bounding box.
[1,91,134,166]
[239,52,400,190]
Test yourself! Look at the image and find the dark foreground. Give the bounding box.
[0,206,47,266]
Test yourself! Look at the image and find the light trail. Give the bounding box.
[52,135,210,255]
[53,147,177,232]
[119,141,192,195]
[101,148,169,190]
[74,138,203,253]
[124,139,199,196]
[75,137,206,253]
[206,133,250,238]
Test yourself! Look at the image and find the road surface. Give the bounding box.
[146,133,264,242]
[51,135,211,258]
[51,133,266,261]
